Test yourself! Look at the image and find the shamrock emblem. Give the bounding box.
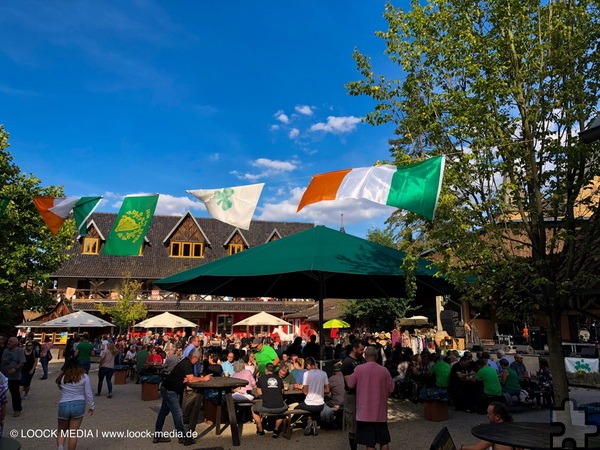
[575,359,592,372]
[214,188,235,211]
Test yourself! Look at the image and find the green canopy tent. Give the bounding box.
[156,225,455,357]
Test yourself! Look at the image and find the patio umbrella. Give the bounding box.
[398,315,430,326]
[233,311,291,327]
[156,225,455,357]
[41,310,115,328]
[133,312,197,328]
[322,319,351,329]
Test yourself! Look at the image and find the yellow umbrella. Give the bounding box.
[322,319,351,329]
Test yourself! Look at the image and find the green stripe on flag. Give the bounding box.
[386,156,445,221]
[73,196,102,236]
[102,195,159,256]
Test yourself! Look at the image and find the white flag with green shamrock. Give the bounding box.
[187,183,264,230]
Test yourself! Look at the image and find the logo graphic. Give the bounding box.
[114,209,150,243]
[551,398,599,448]
[214,188,235,211]
[574,360,592,372]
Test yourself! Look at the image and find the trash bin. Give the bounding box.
[139,374,161,401]
[114,365,128,385]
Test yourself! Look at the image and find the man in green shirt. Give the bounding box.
[253,338,279,376]
[74,333,94,374]
[430,355,451,388]
[474,358,502,414]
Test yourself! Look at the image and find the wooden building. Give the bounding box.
[46,212,315,336]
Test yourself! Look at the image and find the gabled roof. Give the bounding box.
[53,213,314,280]
[266,228,282,243]
[224,228,249,247]
[76,220,106,241]
[162,211,211,246]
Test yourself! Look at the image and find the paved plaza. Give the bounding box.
[3,360,598,449]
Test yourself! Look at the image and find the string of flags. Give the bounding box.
[0,157,445,256]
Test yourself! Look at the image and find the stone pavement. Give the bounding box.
[3,360,599,449]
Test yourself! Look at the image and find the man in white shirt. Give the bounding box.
[297,357,330,436]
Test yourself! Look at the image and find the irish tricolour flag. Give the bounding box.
[34,196,102,236]
[297,156,445,221]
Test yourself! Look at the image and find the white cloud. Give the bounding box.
[209,153,220,161]
[289,128,300,139]
[310,116,362,134]
[274,110,290,124]
[270,124,280,131]
[295,105,314,116]
[253,158,297,172]
[155,194,204,215]
[230,158,299,181]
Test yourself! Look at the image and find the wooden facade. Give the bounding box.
[40,212,318,337]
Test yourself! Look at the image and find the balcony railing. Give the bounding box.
[51,289,314,305]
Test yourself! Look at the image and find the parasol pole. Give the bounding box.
[319,297,324,361]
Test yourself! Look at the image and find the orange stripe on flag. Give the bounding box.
[34,197,64,236]
[297,169,352,212]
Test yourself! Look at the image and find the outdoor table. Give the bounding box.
[187,377,248,447]
[145,363,164,373]
[471,422,600,449]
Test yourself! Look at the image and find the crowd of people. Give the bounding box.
[0,328,555,449]
[390,347,554,413]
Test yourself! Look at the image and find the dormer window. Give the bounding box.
[82,237,100,255]
[229,243,244,255]
[170,241,204,258]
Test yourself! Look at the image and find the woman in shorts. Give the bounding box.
[56,358,95,450]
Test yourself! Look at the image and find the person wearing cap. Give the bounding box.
[252,338,279,376]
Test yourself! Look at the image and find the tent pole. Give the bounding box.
[318,297,324,361]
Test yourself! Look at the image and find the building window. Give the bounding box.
[82,237,100,254]
[217,315,233,336]
[229,243,244,255]
[170,241,204,258]
[253,325,270,335]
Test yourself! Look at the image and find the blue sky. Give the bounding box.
[0,1,406,238]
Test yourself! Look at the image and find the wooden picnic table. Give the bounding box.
[187,377,248,446]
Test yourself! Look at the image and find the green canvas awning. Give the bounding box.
[156,225,452,299]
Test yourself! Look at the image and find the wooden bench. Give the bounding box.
[259,408,312,440]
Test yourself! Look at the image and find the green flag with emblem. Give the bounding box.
[102,194,159,256]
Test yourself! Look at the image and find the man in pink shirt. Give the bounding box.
[346,346,394,450]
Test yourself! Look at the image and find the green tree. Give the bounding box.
[344,297,418,330]
[347,0,600,403]
[344,227,419,328]
[98,279,148,334]
[0,125,74,329]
